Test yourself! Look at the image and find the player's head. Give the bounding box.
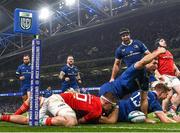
[47,86,52,90]
[155,38,167,48]
[23,54,30,65]
[153,82,170,100]
[67,55,74,66]
[119,28,131,43]
[100,92,118,113]
[145,58,158,73]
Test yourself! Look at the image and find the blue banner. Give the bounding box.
[14,8,39,35]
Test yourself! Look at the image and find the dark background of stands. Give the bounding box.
[0,2,180,113]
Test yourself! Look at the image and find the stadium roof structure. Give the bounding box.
[0,0,179,60]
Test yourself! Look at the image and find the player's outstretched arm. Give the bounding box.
[134,47,166,70]
[155,111,176,123]
[110,59,121,82]
[99,108,119,124]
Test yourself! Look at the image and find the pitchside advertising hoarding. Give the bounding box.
[14,8,40,126]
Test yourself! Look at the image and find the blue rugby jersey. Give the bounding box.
[115,40,148,67]
[60,64,79,92]
[118,91,162,122]
[16,63,31,87]
[99,64,149,98]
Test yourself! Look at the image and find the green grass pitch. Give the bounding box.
[0,122,180,132]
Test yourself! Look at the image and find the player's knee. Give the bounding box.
[65,117,78,127]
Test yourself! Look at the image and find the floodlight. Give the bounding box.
[39,7,50,20]
[65,0,76,6]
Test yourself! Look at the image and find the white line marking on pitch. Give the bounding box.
[76,125,180,131]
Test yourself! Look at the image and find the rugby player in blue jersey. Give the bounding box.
[99,47,166,123]
[110,28,150,82]
[43,86,53,98]
[59,55,82,92]
[99,82,178,123]
[16,54,31,102]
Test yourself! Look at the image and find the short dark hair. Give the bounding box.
[154,83,170,92]
[119,28,130,36]
[103,92,118,104]
[23,54,30,58]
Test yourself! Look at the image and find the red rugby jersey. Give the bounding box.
[60,92,102,122]
[157,50,175,76]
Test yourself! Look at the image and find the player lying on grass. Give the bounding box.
[0,95,77,127]
[39,91,117,125]
[99,47,166,123]
[99,82,179,124]
[1,92,117,126]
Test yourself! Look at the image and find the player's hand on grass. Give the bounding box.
[173,115,180,122]
[144,118,156,124]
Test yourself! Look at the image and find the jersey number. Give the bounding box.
[130,92,141,107]
[75,93,88,102]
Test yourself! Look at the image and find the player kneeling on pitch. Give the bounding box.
[0,95,77,127]
[99,82,179,124]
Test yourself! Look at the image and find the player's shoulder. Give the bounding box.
[18,64,25,68]
[147,91,157,100]
[115,45,124,53]
[73,65,78,69]
[92,96,102,116]
[61,65,68,69]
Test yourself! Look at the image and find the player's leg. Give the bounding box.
[41,94,77,126]
[161,75,173,113]
[40,115,76,127]
[0,114,28,124]
[169,77,180,113]
[71,83,80,93]
[21,86,28,102]
[61,83,69,93]
[14,87,31,115]
[14,98,30,115]
[162,89,173,112]
[39,97,48,119]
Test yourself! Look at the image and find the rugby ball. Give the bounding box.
[128,111,146,123]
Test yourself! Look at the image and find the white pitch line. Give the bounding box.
[76,125,180,131]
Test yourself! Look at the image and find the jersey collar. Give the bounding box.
[24,63,31,66]
[67,64,74,68]
[122,39,133,46]
[152,91,158,99]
